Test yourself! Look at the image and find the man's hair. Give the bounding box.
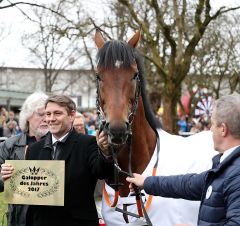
[214,93,240,138]
[45,95,76,114]
[19,92,48,132]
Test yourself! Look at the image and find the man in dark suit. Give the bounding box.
[24,94,113,226]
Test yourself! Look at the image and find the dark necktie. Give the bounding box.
[53,141,62,160]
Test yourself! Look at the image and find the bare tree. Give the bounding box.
[190,13,240,100]
[21,1,88,92]
[0,0,69,19]
[1,0,99,108]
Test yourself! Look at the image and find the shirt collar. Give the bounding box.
[52,130,70,145]
[220,145,240,163]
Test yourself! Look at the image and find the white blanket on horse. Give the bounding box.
[102,129,216,226]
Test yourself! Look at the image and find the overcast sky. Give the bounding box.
[0,0,239,68]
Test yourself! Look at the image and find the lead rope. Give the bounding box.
[140,133,160,225]
[103,133,160,226]
[127,135,153,226]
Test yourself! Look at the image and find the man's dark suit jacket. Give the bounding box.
[25,129,113,226]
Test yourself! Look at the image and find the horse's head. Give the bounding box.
[95,29,141,147]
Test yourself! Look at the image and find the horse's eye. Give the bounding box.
[96,74,102,81]
[132,72,139,80]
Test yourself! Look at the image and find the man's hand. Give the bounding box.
[1,163,14,181]
[126,173,146,192]
[96,130,111,155]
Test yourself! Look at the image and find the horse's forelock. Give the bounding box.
[97,40,136,69]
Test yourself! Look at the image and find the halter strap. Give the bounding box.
[103,133,160,226]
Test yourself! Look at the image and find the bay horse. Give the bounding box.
[94,29,216,226]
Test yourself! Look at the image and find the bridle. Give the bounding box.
[95,70,157,226]
[96,71,141,137]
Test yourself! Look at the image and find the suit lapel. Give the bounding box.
[41,132,53,160]
[39,146,53,160]
[58,130,78,162]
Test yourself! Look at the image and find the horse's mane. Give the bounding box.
[97,40,161,131]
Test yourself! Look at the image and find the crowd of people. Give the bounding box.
[155,107,211,135]
[176,115,211,134]
[0,108,21,138]
[0,105,99,139]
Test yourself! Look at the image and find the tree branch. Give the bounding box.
[2,1,73,24]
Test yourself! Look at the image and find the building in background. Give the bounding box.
[0,67,96,111]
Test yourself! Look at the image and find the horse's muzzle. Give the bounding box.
[105,122,130,146]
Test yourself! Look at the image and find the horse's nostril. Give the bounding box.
[108,123,129,145]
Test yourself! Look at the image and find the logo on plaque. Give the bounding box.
[5,160,64,206]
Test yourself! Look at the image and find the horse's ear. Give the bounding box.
[95,29,105,49]
[128,30,141,48]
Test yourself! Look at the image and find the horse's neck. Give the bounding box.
[118,99,157,196]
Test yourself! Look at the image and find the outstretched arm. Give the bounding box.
[127,172,207,201]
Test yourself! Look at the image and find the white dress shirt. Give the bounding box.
[220,145,240,163]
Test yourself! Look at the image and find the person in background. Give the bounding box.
[88,124,97,136]
[190,118,202,134]
[7,111,21,134]
[7,111,18,123]
[83,111,97,135]
[127,93,240,225]
[73,112,87,134]
[0,92,49,226]
[0,108,7,137]
[14,94,112,226]
[177,115,188,133]
[3,120,18,137]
